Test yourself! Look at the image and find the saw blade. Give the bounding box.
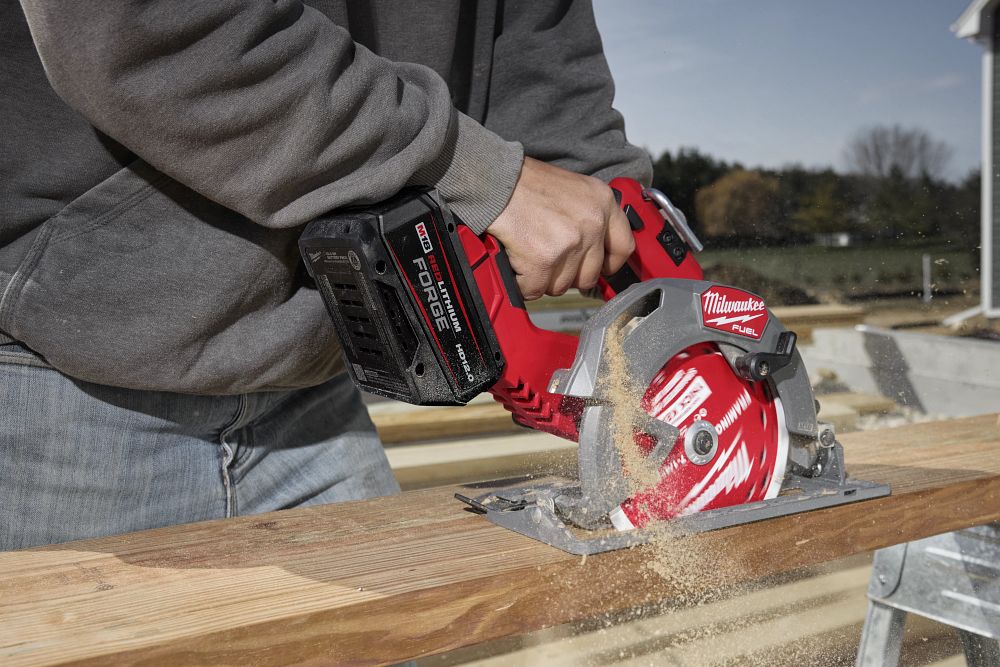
[613,341,789,529]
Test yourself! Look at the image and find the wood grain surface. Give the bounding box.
[2,414,998,666]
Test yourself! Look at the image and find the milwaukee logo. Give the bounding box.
[700,286,768,340]
[415,221,433,254]
[702,292,765,316]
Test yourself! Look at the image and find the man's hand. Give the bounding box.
[486,157,635,300]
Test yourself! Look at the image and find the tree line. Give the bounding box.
[649,125,980,246]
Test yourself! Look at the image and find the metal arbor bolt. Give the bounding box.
[819,428,836,448]
[684,421,719,465]
[693,430,714,456]
[757,361,770,377]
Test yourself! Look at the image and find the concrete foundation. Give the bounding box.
[801,326,1000,417]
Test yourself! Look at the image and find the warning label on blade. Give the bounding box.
[647,369,712,426]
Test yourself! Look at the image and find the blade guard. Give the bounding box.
[549,279,820,530]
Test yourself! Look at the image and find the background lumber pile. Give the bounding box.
[525,290,864,343]
[2,414,999,666]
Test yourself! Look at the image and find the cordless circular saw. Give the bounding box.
[300,178,889,555]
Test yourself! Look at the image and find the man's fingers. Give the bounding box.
[548,256,578,296]
[574,241,606,291]
[515,272,546,301]
[603,207,635,275]
[517,279,542,300]
[486,158,642,301]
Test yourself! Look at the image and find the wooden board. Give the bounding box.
[372,402,524,444]
[385,431,576,490]
[2,414,999,666]
[437,556,962,667]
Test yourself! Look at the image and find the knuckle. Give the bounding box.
[601,183,617,206]
[578,272,599,290]
[539,245,563,266]
[596,181,617,210]
[521,284,543,300]
[623,233,637,254]
[550,279,572,296]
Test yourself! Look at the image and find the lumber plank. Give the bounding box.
[770,304,865,344]
[2,414,999,667]
[385,431,576,490]
[372,402,522,444]
[771,303,865,325]
[452,560,874,666]
[442,556,963,667]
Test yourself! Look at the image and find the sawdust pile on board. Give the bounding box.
[597,325,749,605]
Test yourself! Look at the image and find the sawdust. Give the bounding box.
[596,318,748,606]
[600,324,661,492]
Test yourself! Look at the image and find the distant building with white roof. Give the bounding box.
[952,0,1000,319]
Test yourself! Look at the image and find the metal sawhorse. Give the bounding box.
[857,525,1000,666]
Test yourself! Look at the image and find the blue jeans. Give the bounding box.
[0,343,399,551]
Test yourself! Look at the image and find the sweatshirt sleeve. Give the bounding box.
[484,0,652,186]
[17,0,524,231]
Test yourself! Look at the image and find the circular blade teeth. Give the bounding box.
[617,343,789,528]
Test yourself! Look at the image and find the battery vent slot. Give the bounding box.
[320,276,384,360]
[332,281,365,308]
[377,282,418,368]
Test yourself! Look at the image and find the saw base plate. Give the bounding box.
[456,443,889,556]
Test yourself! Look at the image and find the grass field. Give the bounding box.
[698,242,980,300]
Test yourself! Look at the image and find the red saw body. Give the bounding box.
[300,176,885,552]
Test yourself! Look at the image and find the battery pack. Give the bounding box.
[300,189,503,405]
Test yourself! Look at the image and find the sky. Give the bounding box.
[593,0,982,181]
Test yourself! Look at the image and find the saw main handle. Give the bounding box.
[457,227,582,439]
[459,177,704,441]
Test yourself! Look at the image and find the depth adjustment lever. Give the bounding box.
[735,331,797,381]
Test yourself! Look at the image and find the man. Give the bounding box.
[0,1,652,550]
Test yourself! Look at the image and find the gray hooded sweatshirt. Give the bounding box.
[1,1,651,394]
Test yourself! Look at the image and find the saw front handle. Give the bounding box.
[458,177,704,441]
[596,178,704,301]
